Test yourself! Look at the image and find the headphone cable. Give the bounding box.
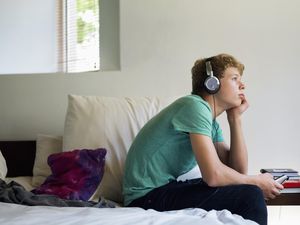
[212,95,219,151]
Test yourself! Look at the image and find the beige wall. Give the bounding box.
[1,0,300,174]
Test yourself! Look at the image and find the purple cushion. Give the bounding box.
[32,148,106,201]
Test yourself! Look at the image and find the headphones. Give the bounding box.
[204,58,220,94]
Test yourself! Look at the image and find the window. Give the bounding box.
[60,0,100,73]
[0,0,119,75]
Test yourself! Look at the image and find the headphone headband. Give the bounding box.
[205,61,213,77]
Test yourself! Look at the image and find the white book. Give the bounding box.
[280,188,300,194]
[287,176,300,180]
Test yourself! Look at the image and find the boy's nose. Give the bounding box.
[240,82,245,90]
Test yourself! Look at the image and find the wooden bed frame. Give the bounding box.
[0,140,36,177]
[0,140,299,205]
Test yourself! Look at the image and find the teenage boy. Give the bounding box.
[123,53,283,225]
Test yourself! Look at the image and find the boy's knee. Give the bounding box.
[242,185,267,210]
[240,184,265,205]
[243,184,264,197]
[238,185,267,225]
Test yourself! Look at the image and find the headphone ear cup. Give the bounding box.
[204,76,220,94]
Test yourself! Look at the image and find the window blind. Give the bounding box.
[58,0,100,73]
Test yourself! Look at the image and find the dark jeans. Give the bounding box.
[128,178,267,225]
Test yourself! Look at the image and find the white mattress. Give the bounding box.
[0,202,257,225]
[4,176,298,225]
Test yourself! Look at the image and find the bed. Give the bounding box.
[0,95,259,225]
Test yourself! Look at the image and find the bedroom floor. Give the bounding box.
[268,206,300,224]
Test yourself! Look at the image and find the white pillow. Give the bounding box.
[0,150,8,180]
[63,95,176,203]
[32,134,63,187]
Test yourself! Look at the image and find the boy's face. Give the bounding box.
[216,67,245,109]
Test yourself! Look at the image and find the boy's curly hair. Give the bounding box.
[191,53,244,95]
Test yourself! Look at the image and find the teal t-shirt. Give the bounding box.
[122,95,224,206]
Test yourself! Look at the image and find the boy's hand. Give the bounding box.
[226,95,249,123]
[255,173,284,200]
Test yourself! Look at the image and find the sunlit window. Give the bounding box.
[59,0,100,73]
[0,0,120,75]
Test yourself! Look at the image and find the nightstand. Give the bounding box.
[267,193,300,205]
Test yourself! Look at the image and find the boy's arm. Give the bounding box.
[215,94,249,174]
[215,117,248,174]
[228,117,248,173]
[190,133,246,187]
[190,133,283,199]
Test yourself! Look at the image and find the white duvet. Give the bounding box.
[0,202,257,225]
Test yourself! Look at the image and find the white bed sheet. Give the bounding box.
[0,202,257,225]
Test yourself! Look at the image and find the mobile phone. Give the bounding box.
[275,175,288,184]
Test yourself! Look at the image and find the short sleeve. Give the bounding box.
[171,99,213,138]
[212,120,224,143]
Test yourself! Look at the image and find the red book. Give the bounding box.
[283,180,300,188]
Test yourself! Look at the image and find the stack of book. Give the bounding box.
[260,168,300,193]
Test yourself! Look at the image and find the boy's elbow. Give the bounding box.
[202,171,222,187]
[232,165,248,175]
